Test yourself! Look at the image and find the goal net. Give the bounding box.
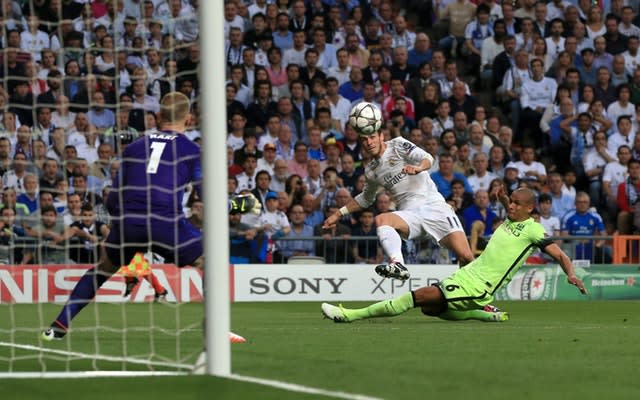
[0,0,223,377]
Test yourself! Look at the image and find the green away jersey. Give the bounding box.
[465,217,552,294]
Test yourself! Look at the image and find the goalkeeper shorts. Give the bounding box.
[105,220,202,267]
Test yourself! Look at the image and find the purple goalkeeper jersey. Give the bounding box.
[107,130,202,224]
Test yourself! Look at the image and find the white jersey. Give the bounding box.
[602,161,628,200]
[520,77,557,110]
[259,209,290,238]
[467,172,497,193]
[513,160,547,179]
[540,215,560,237]
[355,137,443,210]
[622,50,640,76]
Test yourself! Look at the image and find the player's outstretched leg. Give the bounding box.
[438,309,509,322]
[322,292,415,323]
[41,250,118,341]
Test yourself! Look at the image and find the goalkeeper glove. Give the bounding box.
[229,194,261,215]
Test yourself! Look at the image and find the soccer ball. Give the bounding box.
[349,102,382,136]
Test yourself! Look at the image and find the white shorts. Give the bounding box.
[393,202,463,242]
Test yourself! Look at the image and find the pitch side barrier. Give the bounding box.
[5,235,635,266]
[271,235,633,265]
[1,263,639,303]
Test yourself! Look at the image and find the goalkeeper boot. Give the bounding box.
[229,194,260,215]
[192,333,248,374]
[41,325,66,341]
[154,289,168,303]
[321,303,350,323]
[124,277,138,297]
[375,261,410,281]
[229,331,246,343]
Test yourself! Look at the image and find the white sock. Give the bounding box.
[377,225,405,264]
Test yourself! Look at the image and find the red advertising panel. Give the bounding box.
[0,265,204,304]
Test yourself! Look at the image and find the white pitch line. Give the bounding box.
[229,374,384,400]
[0,341,192,370]
[0,341,383,399]
[0,371,188,379]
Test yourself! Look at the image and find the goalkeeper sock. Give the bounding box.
[146,273,166,294]
[438,309,497,322]
[377,225,405,264]
[344,292,415,321]
[54,267,109,329]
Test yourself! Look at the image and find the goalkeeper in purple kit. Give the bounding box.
[42,92,258,341]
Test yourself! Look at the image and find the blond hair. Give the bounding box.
[160,92,190,123]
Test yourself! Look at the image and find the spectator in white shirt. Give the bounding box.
[223,0,244,41]
[618,6,640,38]
[327,48,352,86]
[513,144,547,191]
[391,15,416,50]
[622,36,640,77]
[518,58,558,147]
[20,15,49,63]
[607,84,635,126]
[537,193,561,240]
[130,78,160,114]
[257,143,277,176]
[582,131,617,208]
[544,18,566,61]
[480,19,506,86]
[607,115,636,155]
[248,0,268,19]
[38,49,64,80]
[602,144,632,216]
[546,0,571,21]
[311,29,337,72]
[467,152,497,193]
[258,191,291,239]
[174,0,198,43]
[283,29,308,68]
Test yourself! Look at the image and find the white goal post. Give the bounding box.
[0,0,228,378]
[201,0,231,377]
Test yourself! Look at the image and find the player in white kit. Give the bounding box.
[322,117,474,280]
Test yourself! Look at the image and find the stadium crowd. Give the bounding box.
[0,0,638,266]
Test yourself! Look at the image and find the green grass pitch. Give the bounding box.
[1,301,639,400]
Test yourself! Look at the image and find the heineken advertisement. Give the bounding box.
[494,265,640,301]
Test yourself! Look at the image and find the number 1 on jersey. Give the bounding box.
[147,141,167,174]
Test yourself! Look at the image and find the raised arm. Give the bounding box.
[542,242,587,294]
[559,114,577,133]
[490,184,510,211]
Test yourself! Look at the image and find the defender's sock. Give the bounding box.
[54,267,109,329]
[377,225,405,264]
[344,292,415,321]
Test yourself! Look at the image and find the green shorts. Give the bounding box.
[437,268,494,312]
